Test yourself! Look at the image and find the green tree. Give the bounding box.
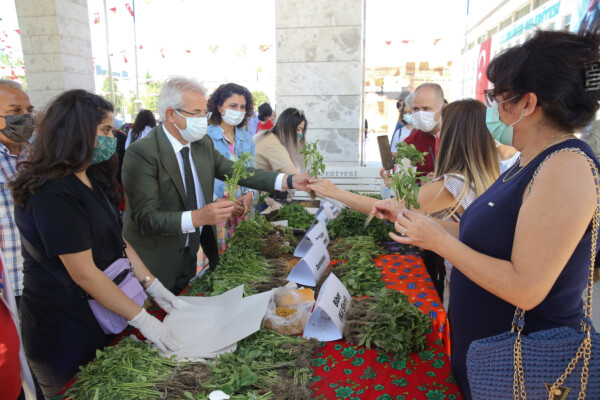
[251,90,269,108]
[101,77,125,116]
[141,72,162,114]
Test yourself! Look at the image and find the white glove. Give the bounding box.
[128,309,182,353]
[145,278,180,314]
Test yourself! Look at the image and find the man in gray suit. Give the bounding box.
[122,76,310,293]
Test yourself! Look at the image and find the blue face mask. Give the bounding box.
[485,105,523,146]
[403,113,413,124]
[297,133,303,141]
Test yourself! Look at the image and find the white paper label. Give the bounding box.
[287,241,330,287]
[321,201,342,219]
[294,220,330,257]
[315,207,331,225]
[303,273,351,341]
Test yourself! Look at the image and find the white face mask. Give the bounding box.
[222,109,246,126]
[175,111,208,142]
[412,105,442,133]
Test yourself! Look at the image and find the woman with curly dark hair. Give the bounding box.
[125,109,156,149]
[10,90,180,398]
[206,83,256,250]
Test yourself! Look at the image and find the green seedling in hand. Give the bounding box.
[224,152,255,202]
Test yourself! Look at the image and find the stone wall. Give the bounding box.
[275,0,366,166]
[15,0,95,108]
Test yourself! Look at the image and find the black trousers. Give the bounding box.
[20,313,110,399]
[422,250,446,301]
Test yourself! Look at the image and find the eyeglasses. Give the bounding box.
[484,89,519,107]
[176,109,212,119]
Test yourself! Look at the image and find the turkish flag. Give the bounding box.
[475,37,492,103]
[125,3,134,17]
[109,7,117,13]
[94,12,100,24]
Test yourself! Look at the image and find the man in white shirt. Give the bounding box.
[122,76,310,293]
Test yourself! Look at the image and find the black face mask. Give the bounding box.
[0,113,35,143]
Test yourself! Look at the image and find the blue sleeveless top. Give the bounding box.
[449,139,599,399]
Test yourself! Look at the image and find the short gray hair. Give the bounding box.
[404,93,414,107]
[157,76,207,121]
[0,79,24,91]
[414,83,444,104]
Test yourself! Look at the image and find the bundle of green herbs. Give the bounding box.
[64,337,194,400]
[299,141,325,200]
[223,152,255,202]
[274,203,315,230]
[327,208,394,242]
[344,289,431,360]
[390,142,429,209]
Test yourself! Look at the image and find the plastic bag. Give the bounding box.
[263,287,315,335]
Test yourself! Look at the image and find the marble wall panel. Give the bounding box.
[277,61,361,97]
[275,0,362,28]
[276,95,361,130]
[277,26,361,63]
[306,128,361,164]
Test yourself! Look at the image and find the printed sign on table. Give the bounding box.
[321,201,342,219]
[303,273,351,341]
[287,241,330,287]
[294,220,330,257]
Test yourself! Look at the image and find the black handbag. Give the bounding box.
[466,148,600,400]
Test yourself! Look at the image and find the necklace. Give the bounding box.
[502,133,575,183]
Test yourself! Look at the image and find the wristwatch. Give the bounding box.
[287,174,295,190]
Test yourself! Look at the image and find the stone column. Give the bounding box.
[15,0,95,108]
[275,0,366,166]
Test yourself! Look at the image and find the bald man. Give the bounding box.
[0,80,34,302]
[403,83,445,175]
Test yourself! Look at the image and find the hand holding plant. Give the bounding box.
[224,152,255,202]
[300,141,325,200]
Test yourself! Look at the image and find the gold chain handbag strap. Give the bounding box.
[513,147,599,400]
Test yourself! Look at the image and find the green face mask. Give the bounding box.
[91,135,117,165]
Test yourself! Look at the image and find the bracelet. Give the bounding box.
[287,174,295,190]
[141,275,152,289]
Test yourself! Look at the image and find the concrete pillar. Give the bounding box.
[15,0,95,108]
[275,0,366,166]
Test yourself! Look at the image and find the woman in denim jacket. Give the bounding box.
[207,83,256,250]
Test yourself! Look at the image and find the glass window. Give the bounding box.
[533,0,551,9]
[500,16,513,30]
[515,5,531,21]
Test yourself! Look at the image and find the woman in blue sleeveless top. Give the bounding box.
[387,30,600,398]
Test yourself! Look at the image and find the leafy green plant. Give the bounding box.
[394,142,427,166]
[224,152,255,202]
[344,289,432,360]
[300,140,325,178]
[390,143,429,209]
[327,209,395,242]
[300,141,325,200]
[275,203,315,230]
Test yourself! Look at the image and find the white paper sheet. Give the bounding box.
[303,273,351,341]
[287,241,330,287]
[294,220,330,257]
[161,286,273,360]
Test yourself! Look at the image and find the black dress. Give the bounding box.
[15,173,123,399]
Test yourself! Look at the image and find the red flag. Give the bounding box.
[2,31,7,38]
[10,69,18,80]
[121,50,128,63]
[475,37,492,103]
[109,7,117,13]
[138,45,143,49]
[259,45,271,52]
[385,41,392,45]
[94,12,100,24]
[125,3,134,17]
[433,39,442,46]
[185,49,191,53]
[401,40,410,44]
[14,29,20,35]
[160,48,165,58]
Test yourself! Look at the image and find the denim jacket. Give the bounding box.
[207,124,256,199]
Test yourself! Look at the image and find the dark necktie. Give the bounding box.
[180,147,200,254]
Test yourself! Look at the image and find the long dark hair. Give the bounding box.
[255,107,307,170]
[129,109,156,144]
[207,83,254,128]
[487,29,600,133]
[11,89,120,206]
